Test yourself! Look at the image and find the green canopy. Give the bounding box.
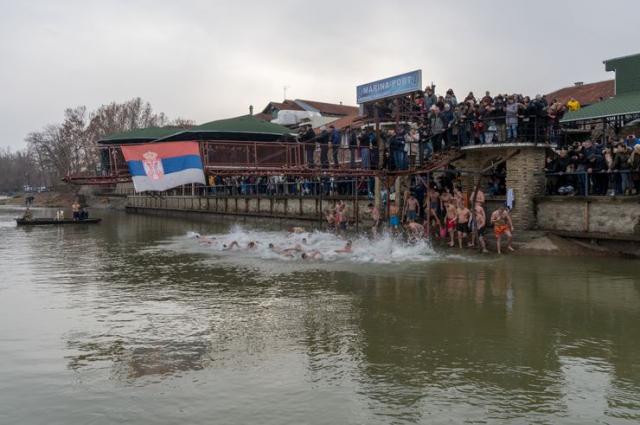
[97,127,186,145]
[157,115,295,142]
[561,91,640,123]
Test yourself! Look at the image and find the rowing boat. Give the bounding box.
[15,218,102,226]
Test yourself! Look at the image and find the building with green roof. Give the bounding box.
[562,52,640,125]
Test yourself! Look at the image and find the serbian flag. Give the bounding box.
[121,141,206,192]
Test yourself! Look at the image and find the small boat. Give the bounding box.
[15,218,102,226]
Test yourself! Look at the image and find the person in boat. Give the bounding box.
[72,200,81,221]
[22,207,33,221]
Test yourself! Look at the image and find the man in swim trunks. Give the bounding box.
[445,201,457,247]
[470,204,489,253]
[325,209,336,232]
[403,193,420,223]
[367,203,381,238]
[456,204,472,248]
[491,206,514,254]
[389,200,400,233]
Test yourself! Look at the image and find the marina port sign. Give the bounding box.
[356,70,422,104]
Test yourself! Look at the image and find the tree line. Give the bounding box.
[0,98,192,193]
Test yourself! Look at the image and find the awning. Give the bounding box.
[98,127,188,145]
[561,91,640,123]
[157,115,296,142]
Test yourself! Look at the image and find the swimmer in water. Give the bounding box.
[222,241,240,250]
[195,234,216,245]
[404,222,425,239]
[288,226,306,234]
[335,240,353,253]
[247,241,258,250]
[301,250,323,260]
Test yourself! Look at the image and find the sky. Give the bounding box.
[0,0,638,150]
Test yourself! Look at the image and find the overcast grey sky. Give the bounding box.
[0,0,638,149]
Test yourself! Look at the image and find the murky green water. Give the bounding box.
[1,207,639,424]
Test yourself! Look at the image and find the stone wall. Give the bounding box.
[453,144,547,230]
[536,196,640,236]
[127,195,376,226]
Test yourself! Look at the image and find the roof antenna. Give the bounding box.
[283,85,290,101]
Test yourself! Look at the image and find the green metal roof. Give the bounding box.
[157,115,295,142]
[98,127,187,144]
[560,91,640,123]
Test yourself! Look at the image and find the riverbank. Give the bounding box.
[0,190,127,210]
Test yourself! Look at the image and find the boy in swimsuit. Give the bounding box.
[445,202,457,247]
[403,193,420,223]
[389,200,400,233]
[456,205,472,249]
[470,204,489,253]
[491,206,514,254]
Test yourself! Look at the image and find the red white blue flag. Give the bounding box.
[121,141,206,192]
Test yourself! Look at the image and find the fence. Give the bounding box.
[544,170,640,196]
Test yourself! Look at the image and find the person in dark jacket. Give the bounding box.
[318,127,330,169]
[299,124,316,168]
[346,126,358,168]
[330,125,341,168]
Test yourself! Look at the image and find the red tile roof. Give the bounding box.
[546,80,614,106]
[295,99,359,117]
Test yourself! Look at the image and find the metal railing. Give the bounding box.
[544,170,640,196]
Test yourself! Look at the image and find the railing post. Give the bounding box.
[584,171,589,196]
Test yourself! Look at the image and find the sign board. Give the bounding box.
[356,70,422,104]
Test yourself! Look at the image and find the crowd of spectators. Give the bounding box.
[545,135,640,196]
[297,86,571,172]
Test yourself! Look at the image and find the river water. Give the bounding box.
[1,206,639,424]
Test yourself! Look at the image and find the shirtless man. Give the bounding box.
[301,250,323,260]
[335,240,353,253]
[336,201,348,235]
[491,206,514,254]
[288,226,306,234]
[470,204,489,253]
[324,209,336,232]
[472,188,485,206]
[195,234,216,246]
[367,203,381,238]
[404,221,425,240]
[223,241,240,250]
[452,187,464,208]
[403,193,420,223]
[444,202,457,247]
[389,200,401,233]
[456,204,472,248]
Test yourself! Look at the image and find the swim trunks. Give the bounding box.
[456,222,470,234]
[407,210,417,221]
[494,224,509,236]
[446,218,456,231]
[477,226,486,237]
[390,215,400,227]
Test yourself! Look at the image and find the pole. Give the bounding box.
[425,173,431,239]
[354,177,359,233]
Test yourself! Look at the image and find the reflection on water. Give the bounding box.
[0,206,639,424]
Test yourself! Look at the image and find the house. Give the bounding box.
[253,98,359,127]
[546,80,614,106]
[561,52,640,125]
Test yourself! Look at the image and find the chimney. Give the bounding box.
[249,105,254,115]
[574,82,584,87]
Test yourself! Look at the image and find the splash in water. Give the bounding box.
[184,225,438,264]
